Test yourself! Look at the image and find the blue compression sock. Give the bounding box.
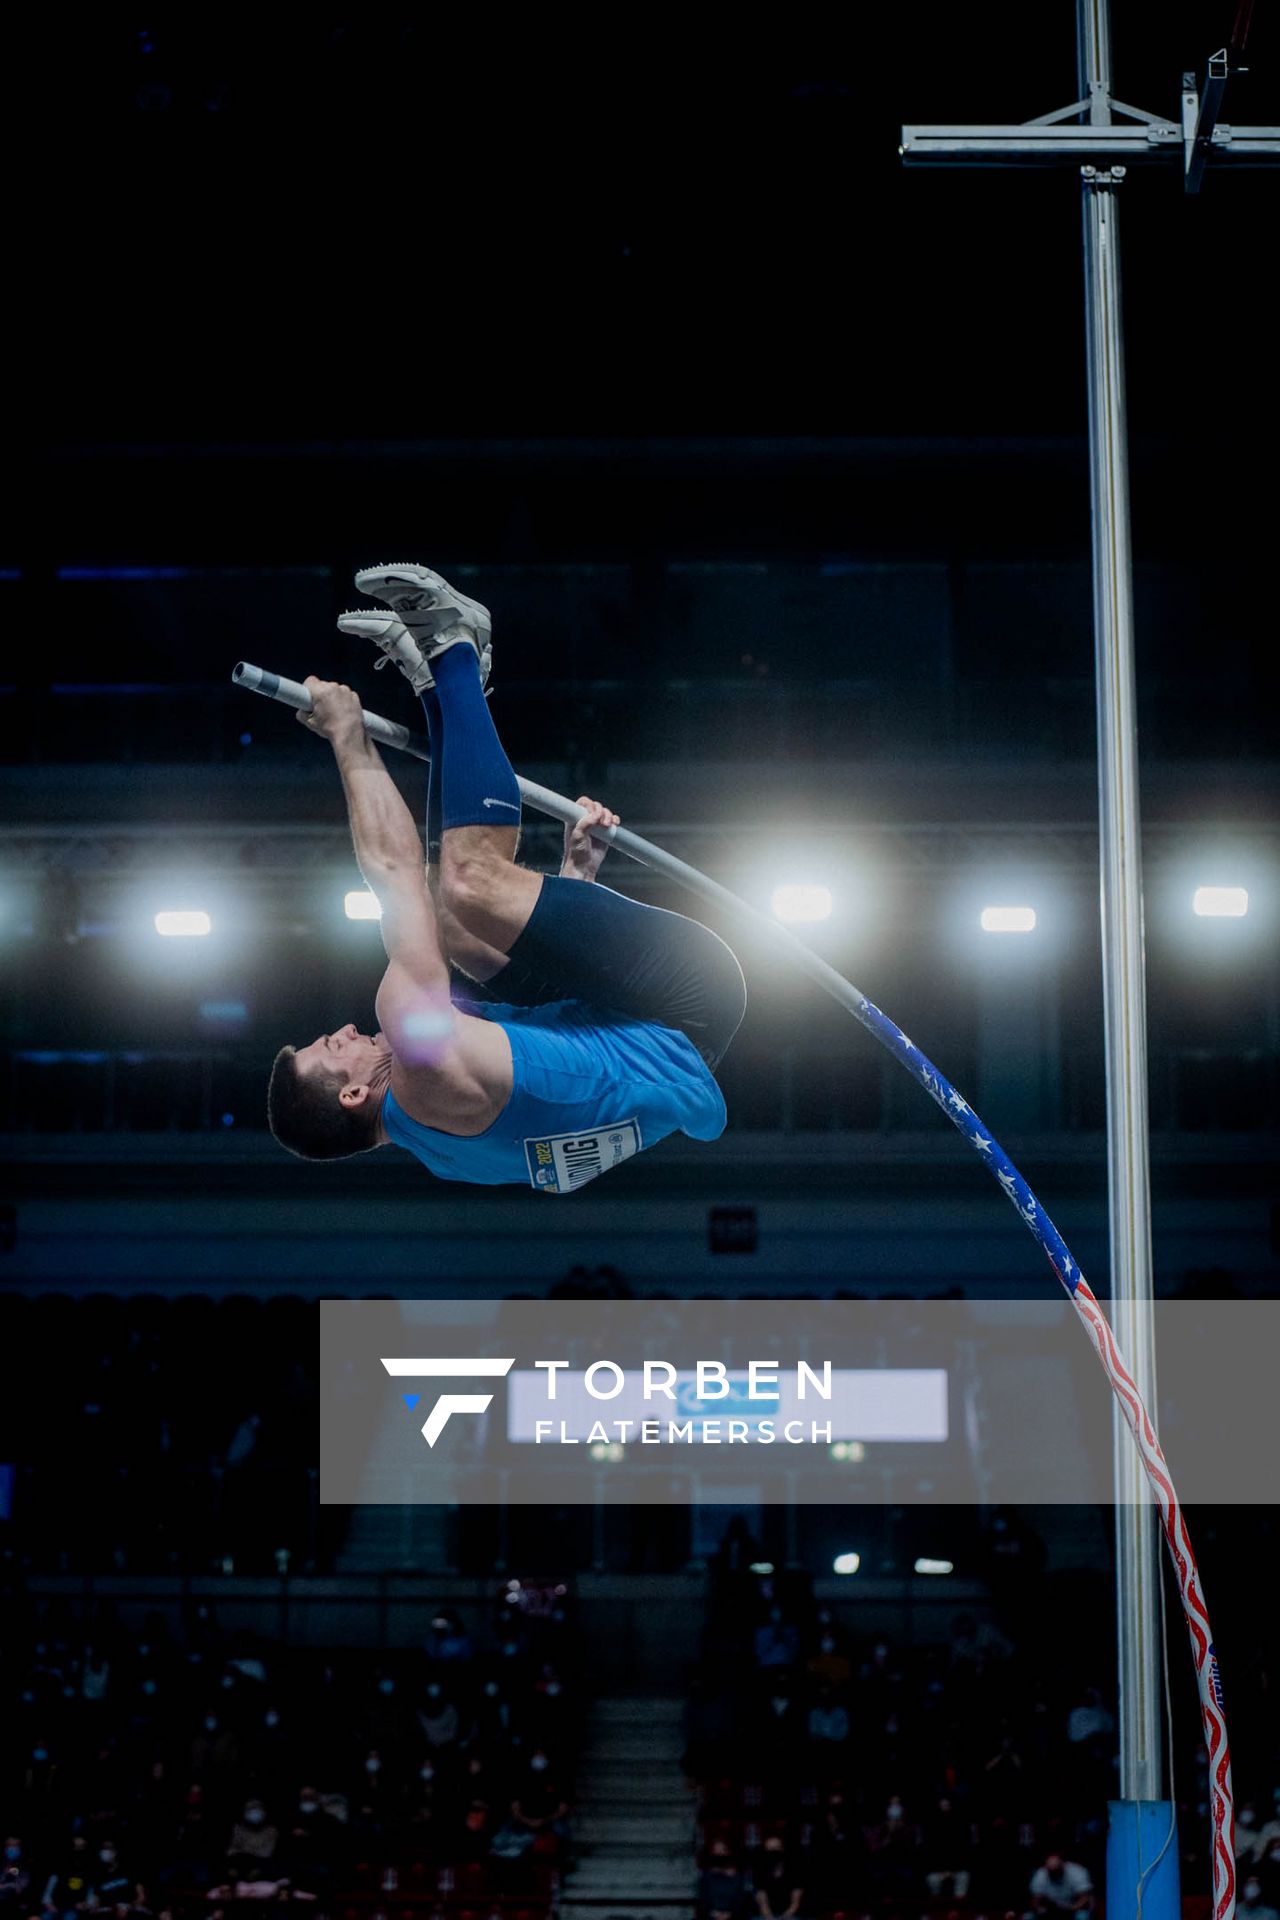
[419,686,445,865]
[430,644,522,830]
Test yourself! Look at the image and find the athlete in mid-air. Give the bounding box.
[268,564,746,1191]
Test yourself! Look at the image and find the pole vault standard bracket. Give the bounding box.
[901,48,1278,189]
[1185,53,1233,194]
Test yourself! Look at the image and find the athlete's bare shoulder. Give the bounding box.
[388,1008,514,1137]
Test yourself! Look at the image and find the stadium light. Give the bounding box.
[771,883,833,924]
[344,889,382,921]
[913,1557,955,1576]
[1192,886,1248,919]
[980,905,1037,935]
[154,910,211,937]
[832,1551,861,1575]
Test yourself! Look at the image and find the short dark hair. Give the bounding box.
[267,1045,380,1161]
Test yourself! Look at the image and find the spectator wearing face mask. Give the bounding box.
[864,1798,922,1896]
[226,1801,279,1877]
[83,1841,133,1913]
[282,1790,335,1893]
[0,1838,31,1912]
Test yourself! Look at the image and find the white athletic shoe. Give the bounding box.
[354,562,493,690]
[336,611,438,695]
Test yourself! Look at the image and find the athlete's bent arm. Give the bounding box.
[297,678,506,1118]
[299,676,445,968]
[300,676,452,1040]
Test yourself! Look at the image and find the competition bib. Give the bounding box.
[524,1119,642,1193]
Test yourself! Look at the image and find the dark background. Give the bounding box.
[2,9,1279,1915]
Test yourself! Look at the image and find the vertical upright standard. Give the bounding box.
[901,8,1277,1917]
[1075,0,1163,1815]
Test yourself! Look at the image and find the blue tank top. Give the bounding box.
[380,997,727,1193]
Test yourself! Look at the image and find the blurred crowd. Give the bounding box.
[687,1537,1280,1919]
[0,1587,577,1920]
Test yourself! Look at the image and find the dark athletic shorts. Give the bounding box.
[464,875,746,1071]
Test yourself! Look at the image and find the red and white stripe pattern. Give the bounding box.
[1070,1276,1236,1920]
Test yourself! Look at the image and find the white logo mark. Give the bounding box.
[381,1356,516,1447]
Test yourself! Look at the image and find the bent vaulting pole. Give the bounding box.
[235,657,1235,1920]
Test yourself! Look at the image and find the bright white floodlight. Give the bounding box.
[154,910,211,937]
[914,1557,955,1576]
[345,889,382,921]
[832,1551,861,1575]
[771,884,833,924]
[980,905,1037,935]
[1192,886,1248,919]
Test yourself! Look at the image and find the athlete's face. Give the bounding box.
[295,1023,390,1105]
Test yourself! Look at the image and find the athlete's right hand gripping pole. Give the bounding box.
[234,660,1235,1920]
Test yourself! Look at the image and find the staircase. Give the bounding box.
[562,1696,697,1920]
